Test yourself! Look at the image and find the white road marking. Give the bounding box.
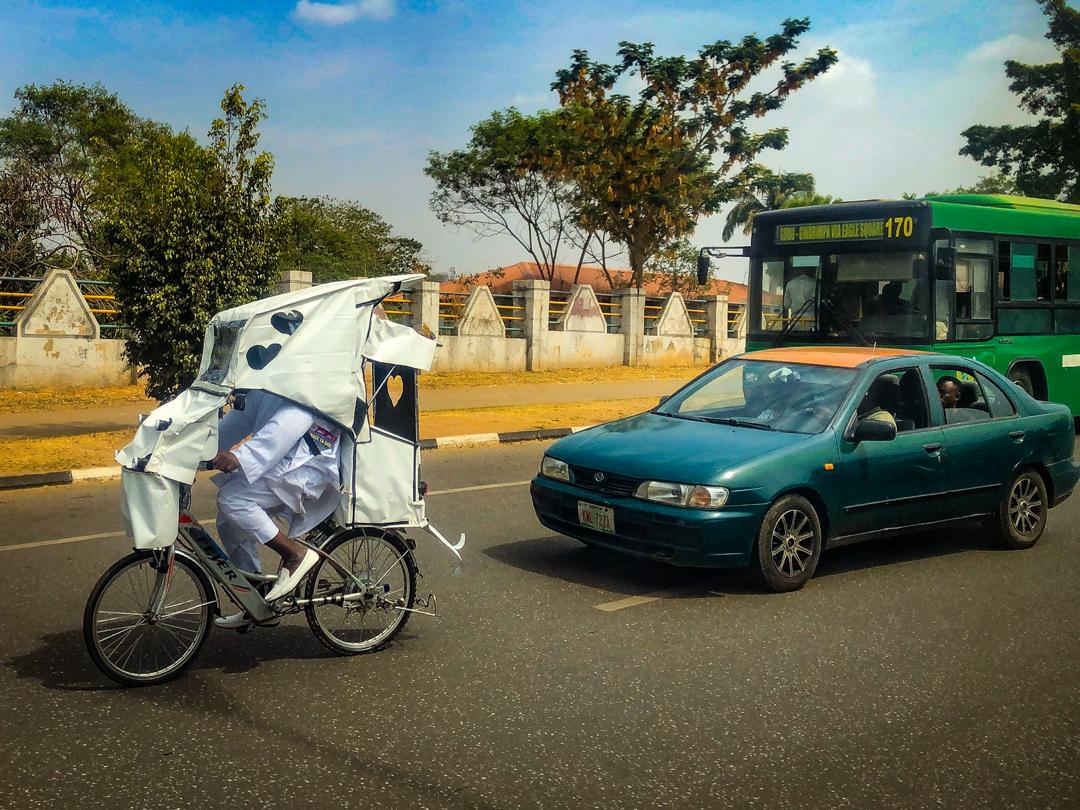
[426,480,531,496]
[0,530,125,552]
[594,589,682,612]
[0,479,535,553]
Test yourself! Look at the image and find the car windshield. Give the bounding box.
[656,359,857,434]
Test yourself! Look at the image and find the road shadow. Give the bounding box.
[483,535,756,597]
[4,621,406,692]
[488,524,997,597]
[816,524,993,578]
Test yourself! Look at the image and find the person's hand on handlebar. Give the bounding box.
[211,450,241,473]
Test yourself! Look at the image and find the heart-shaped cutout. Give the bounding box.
[271,310,304,335]
[386,374,404,407]
[246,343,281,370]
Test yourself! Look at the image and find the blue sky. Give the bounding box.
[0,0,1063,281]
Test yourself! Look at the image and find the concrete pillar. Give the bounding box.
[616,287,645,366]
[278,269,312,294]
[704,294,729,362]
[514,279,550,371]
[411,280,441,335]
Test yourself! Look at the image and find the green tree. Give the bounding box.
[0,81,145,274]
[960,0,1080,201]
[642,238,707,295]
[279,196,429,283]
[551,21,836,286]
[903,173,1022,198]
[99,85,283,401]
[426,108,582,280]
[0,162,47,272]
[721,169,815,240]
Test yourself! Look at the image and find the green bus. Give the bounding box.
[723,194,1080,416]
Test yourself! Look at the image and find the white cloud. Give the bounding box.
[292,0,396,26]
[965,34,1053,67]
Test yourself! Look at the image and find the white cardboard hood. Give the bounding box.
[195,273,435,429]
[116,274,438,548]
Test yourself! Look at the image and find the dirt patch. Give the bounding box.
[0,399,657,477]
[0,386,153,415]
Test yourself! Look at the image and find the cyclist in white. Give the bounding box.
[211,389,341,627]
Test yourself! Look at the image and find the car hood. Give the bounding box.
[549,411,812,484]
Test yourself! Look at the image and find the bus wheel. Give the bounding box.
[1008,366,1036,398]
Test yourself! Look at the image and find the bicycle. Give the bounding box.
[83,480,435,686]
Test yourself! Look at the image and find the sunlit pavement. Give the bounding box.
[1,441,1078,809]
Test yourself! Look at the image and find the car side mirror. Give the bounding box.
[849,418,897,443]
[934,247,956,281]
[696,253,710,286]
[657,395,669,406]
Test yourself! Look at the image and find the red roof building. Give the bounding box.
[440,261,747,302]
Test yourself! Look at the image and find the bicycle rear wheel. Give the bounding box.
[304,528,417,655]
[84,551,215,686]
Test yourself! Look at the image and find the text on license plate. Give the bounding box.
[578,501,615,534]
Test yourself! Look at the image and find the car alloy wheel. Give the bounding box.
[749,494,823,592]
[770,509,816,578]
[1008,476,1044,538]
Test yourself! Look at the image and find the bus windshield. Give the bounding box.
[757,250,930,342]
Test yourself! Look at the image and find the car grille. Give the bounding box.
[568,465,640,497]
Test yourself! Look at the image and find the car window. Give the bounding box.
[976,372,1017,418]
[932,367,991,424]
[855,367,929,432]
[658,359,857,434]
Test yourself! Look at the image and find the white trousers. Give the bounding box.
[215,477,294,574]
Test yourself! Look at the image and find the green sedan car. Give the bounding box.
[531,346,1080,592]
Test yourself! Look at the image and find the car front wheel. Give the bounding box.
[988,469,1048,550]
[748,495,823,592]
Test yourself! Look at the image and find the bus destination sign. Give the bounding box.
[776,215,916,245]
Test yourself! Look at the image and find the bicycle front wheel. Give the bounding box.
[305,528,417,655]
[83,551,215,686]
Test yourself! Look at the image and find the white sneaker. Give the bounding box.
[264,549,319,602]
[215,612,250,629]
[214,612,280,629]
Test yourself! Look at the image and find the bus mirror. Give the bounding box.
[935,247,956,281]
[696,253,711,285]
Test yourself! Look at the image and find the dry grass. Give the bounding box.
[0,385,153,414]
[419,365,704,391]
[0,365,702,415]
[0,398,657,477]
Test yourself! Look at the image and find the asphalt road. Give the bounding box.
[1,441,1078,809]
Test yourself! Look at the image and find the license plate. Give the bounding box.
[578,501,615,534]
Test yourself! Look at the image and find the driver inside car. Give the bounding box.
[856,375,901,430]
[211,389,341,628]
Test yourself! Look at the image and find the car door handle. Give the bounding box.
[923,442,943,454]
[1009,430,1025,442]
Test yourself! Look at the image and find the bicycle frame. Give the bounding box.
[163,504,427,624]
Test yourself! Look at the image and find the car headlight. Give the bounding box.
[634,481,729,509]
[541,456,571,482]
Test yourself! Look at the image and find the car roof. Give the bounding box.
[741,346,930,369]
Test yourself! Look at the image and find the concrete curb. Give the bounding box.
[0,425,596,491]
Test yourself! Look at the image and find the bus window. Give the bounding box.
[829,252,928,340]
[759,257,819,332]
[1037,244,1053,300]
[955,257,991,319]
[999,241,1039,301]
[1057,245,1080,302]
